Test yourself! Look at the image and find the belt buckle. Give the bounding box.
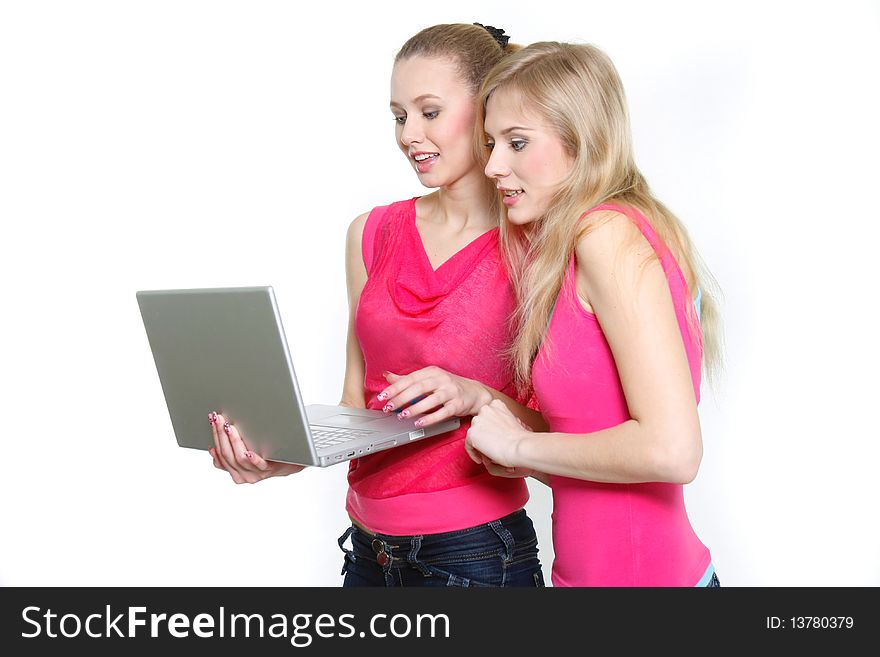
[371,538,390,567]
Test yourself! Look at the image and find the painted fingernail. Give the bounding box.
[245,451,254,460]
[397,409,410,419]
[382,403,394,413]
[414,419,424,428]
[209,412,217,424]
[223,421,231,435]
[377,392,388,401]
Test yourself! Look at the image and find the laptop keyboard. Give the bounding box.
[310,425,375,448]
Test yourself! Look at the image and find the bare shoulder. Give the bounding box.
[574,209,652,274]
[346,212,374,268]
[347,211,371,242]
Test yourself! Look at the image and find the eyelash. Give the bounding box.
[394,111,440,125]
[484,139,527,152]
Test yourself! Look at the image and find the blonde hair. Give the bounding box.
[477,42,723,393]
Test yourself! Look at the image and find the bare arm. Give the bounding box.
[339,212,370,409]
[468,213,702,485]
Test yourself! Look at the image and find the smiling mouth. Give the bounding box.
[413,153,439,162]
[501,189,523,197]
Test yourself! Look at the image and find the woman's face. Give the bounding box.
[483,88,574,225]
[390,56,480,188]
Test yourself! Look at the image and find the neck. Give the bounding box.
[432,167,495,232]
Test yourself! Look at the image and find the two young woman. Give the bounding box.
[210,25,722,587]
[376,38,724,587]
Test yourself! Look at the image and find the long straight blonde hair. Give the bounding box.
[477,42,723,394]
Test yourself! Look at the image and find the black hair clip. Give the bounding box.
[474,22,510,48]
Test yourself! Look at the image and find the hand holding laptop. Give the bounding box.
[208,411,305,485]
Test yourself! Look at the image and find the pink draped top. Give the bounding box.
[346,198,529,535]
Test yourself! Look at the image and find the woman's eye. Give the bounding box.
[393,116,406,125]
[423,111,439,120]
[484,141,495,150]
[511,139,527,152]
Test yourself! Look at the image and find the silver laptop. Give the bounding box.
[136,286,459,467]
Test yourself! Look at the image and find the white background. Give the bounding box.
[1,0,878,587]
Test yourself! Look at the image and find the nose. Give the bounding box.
[484,147,509,179]
[399,117,424,148]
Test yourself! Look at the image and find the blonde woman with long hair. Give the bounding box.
[465,41,723,586]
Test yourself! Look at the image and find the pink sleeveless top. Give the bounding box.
[346,198,529,535]
[532,203,710,586]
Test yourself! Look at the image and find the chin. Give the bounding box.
[413,173,436,188]
[505,207,538,226]
[414,167,445,185]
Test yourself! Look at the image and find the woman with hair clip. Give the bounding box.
[465,41,723,587]
[207,23,547,587]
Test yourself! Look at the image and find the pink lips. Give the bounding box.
[499,188,523,207]
[412,152,438,173]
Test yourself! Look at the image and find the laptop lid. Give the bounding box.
[138,286,463,467]
[136,286,320,466]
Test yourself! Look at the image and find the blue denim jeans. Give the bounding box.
[338,509,545,587]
